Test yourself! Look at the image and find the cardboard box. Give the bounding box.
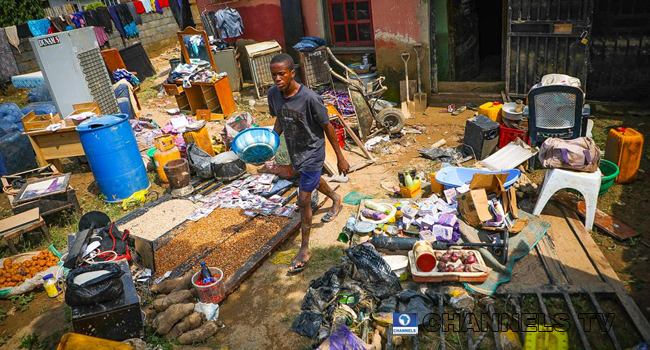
[457,173,520,231]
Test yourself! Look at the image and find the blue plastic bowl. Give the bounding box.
[231,127,280,165]
[435,167,521,190]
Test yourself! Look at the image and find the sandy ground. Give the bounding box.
[1,44,649,350]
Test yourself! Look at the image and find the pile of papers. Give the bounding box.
[187,174,297,221]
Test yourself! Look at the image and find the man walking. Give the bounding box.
[268,53,349,273]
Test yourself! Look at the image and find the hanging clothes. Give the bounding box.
[108,5,126,38]
[70,12,85,28]
[154,0,163,13]
[215,8,243,39]
[126,2,142,25]
[133,1,146,14]
[200,12,217,39]
[96,7,114,34]
[141,0,153,13]
[0,28,19,85]
[50,16,67,32]
[17,23,31,39]
[158,0,170,8]
[93,26,109,46]
[168,0,182,28]
[5,26,20,53]
[27,19,52,37]
[117,4,139,38]
[180,0,195,29]
[83,10,100,27]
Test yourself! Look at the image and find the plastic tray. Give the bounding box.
[408,249,489,283]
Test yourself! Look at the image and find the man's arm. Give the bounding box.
[273,117,283,136]
[323,122,349,176]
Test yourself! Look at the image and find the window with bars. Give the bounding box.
[328,0,374,46]
[101,0,120,6]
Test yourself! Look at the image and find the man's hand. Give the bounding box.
[337,156,350,176]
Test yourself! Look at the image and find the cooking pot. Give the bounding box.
[211,151,246,181]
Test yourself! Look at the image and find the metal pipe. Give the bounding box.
[588,292,622,350]
[563,292,592,350]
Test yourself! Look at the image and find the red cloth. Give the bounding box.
[157,0,170,8]
[133,1,146,14]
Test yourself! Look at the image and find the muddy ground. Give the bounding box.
[1,45,649,349]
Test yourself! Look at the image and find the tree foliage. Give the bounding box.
[0,0,45,27]
[85,2,106,10]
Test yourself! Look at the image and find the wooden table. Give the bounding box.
[0,208,50,255]
[164,77,236,116]
[24,126,84,170]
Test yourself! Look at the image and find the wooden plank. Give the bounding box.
[214,77,236,116]
[332,107,374,161]
[31,132,84,160]
[555,193,639,240]
[0,208,40,234]
[323,137,338,175]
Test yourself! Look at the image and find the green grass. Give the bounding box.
[9,292,35,312]
[18,333,39,350]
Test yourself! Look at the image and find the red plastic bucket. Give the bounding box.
[191,267,224,303]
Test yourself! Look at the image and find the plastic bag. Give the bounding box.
[396,290,434,325]
[64,263,124,306]
[195,302,219,321]
[323,325,370,350]
[187,142,213,179]
[345,244,402,299]
[291,311,323,338]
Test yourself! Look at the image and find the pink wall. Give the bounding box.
[371,0,424,48]
[196,0,286,47]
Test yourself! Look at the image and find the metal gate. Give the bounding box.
[506,0,595,97]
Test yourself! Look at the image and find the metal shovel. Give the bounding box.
[413,43,427,113]
[400,52,412,119]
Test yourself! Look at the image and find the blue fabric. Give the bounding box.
[124,22,139,37]
[293,40,319,52]
[108,6,126,38]
[215,8,243,38]
[299,170,321,193]
[113,69,140,85]
[27,19,51,37]
[70,12,85,28]
[302,36,326,46]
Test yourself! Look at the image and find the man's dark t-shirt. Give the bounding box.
[268,84,330,172]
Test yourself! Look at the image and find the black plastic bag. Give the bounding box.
[301,266,345,312]
[346,244,402,299]
[187,142,213,179]
[290,311,323,338]
[65,263,125,306]
[397,290,434,325]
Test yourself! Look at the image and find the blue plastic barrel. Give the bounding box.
[77,114,149,202]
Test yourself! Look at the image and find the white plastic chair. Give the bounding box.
[533,168,601,230]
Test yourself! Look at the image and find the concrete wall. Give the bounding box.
[372,0,430,102]
[11,7,180,74]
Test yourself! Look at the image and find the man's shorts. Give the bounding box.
[298,170,322,193]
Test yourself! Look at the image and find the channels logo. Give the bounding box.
[393,313,418,335]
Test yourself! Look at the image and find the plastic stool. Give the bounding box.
[533,168,602,230]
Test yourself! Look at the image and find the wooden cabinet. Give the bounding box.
[214,48,243,92]
[164,77,236,116]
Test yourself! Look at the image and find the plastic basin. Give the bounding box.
[435,167,521,189]
[231,127,280,165]
[599,159,619,196]
[191,267,224,304]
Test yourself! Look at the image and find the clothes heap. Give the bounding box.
[187,174,296,221]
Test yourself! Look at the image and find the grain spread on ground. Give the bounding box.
[122,199,203,240]
[154,209,249,275]
[203,215,290,279]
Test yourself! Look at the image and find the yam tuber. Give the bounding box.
[165,312,205,339]
[170,273,193,293]
[151,273,193,294]
[153,303,195,335]
[177,321,219,345]
[152,290,192,312]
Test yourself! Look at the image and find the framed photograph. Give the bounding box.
[13,173,71,205]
